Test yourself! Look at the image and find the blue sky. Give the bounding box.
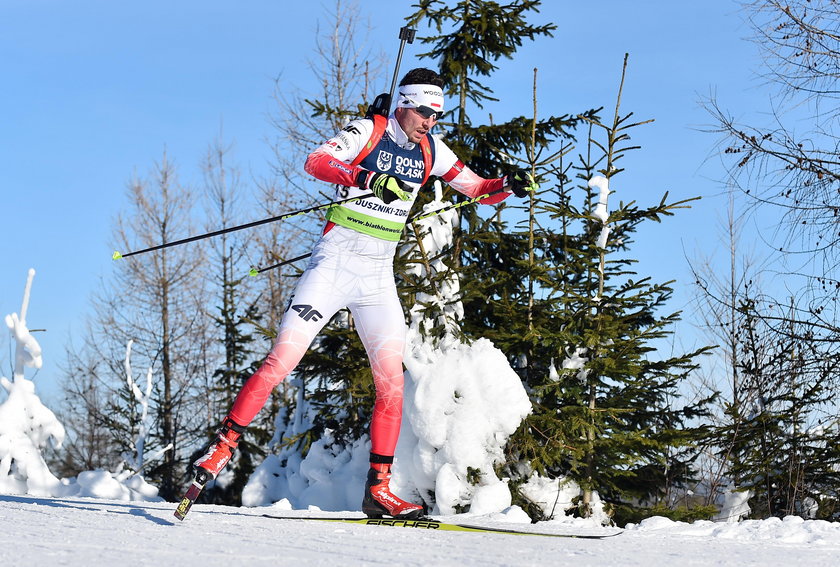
[1,1,762,400]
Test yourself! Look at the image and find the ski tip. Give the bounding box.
[174,490,197,521]
[248,267,259,277]
[112,251,123,260]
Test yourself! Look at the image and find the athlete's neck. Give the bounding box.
[388,114,414,149]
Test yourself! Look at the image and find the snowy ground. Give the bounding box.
[2,495,839,566]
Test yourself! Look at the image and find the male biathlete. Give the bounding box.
[194,67,538,519]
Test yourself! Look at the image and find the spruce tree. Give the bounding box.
[403,3,715,523]
[498,57,715,523]
[404,0,576,335]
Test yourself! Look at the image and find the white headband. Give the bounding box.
[396,84,445,113]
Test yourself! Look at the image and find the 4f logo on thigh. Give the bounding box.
[290,304,323,322]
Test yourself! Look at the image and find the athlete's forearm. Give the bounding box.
[442,162,510,205]
[304,150,366,187]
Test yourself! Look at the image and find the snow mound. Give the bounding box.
[242,433,369,510]
[627,515,840,544]
[396,332,532,515]
[0,375,66,497]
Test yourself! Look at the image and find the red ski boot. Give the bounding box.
[362,462,425,519]
[193,416,245,479]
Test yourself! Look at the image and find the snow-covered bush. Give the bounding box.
[0,269,66,496]
[395,330,532,515]
[1,269,161,501]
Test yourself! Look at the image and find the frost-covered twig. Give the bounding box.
[123,340,154,472]
[6,269,42,382]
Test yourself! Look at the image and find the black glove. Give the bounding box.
[357,171,413,204]
[507,169,539,197]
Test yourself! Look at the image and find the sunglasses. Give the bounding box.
[399,91,444,121]
[412,105,443,121]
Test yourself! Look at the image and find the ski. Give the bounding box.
[173,470,210,521]
[261,514,622,539]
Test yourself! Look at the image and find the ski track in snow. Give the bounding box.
[2,495,839,566]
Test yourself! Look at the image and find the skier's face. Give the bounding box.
[396,106,437,143]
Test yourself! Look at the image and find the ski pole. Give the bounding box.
[112,192,375,260]
[389,27,416,105]
[407,188,507,223]
[248,252,313,277]
[366,26,416,118]
[248,188,510,276]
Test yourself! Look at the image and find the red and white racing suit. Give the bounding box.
[228,114,511,458]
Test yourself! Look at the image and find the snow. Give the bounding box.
[123,340,153,471]
[397,333,532,515]
[1,497,840,566]
[560,347,590,383]
[589,175,611,251]
[519,474,581,519]
[714,484,754,523]
[6,269,43,379]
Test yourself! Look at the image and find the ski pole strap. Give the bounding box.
[113,192,375,260]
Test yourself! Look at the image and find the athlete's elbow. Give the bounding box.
[304,153,320,177]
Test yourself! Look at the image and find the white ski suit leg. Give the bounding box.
[229,226,406,456]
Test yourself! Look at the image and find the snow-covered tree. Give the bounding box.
[395,187,533,515]
[1,270,164,501]
[0,270,66,496]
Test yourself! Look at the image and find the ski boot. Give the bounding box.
[362,460,425,520]
[193,416,246,481]
[175,417,246,521]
